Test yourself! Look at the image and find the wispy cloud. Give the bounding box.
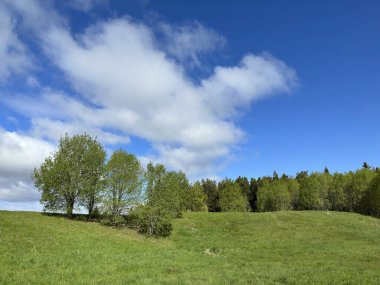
[0,1,33,80]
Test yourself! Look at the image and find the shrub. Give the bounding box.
[100,215,126,227]
[131,206,173,237]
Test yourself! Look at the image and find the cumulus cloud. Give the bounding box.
[0,129,55,202]
[0,1,298,207]
[35,18,296,175]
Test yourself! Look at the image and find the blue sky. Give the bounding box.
[0,0,379,210]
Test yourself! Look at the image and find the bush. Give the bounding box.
[100,215,126,227]
[131,206,173,237]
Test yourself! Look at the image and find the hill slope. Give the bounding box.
[0,211,379,284]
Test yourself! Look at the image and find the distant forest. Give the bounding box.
[33,134,380,237]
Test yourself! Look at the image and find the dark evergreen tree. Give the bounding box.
[363,162,370,169]
[248,178,258,211]
[201,179,220,212]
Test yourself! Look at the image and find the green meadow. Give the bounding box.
[1,211,379,284]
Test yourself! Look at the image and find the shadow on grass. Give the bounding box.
[41,212,140,231]
[42,212,102,222]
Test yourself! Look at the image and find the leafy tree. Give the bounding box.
[33,134,105,217]
[235,176,250,197]
[201,179,219,212]
[218,178,234,192]
[235,176,250,210]
[287,179,300,210]
[219,182,248,212]
[146,166,189,218]
[296,171,309,182]
[258,176,272,187]
[281,173,289,180]
[345,169,376,212]
[103,150,143,222]
[78,138,106,217]
[298,173,330,210]
[328,173,348,211]
[186,182,208,211]
[145,162,166,201]
[257,180,291,212]
[361,173,380,217]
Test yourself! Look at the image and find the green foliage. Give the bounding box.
[103,150,143,219]
[328,173,348,211]
[33,132,380,225]
[219,182,248,212]
[100,214,126,227]
[78,137,107,217]
[235,176,251,210]
[145,162,166,201]
[131,205,173,237]
[146,163,189,218]
[361,173,380,217]
[201,179,219,212]
[257,180,291,212]
[287,179,300,210]
[186,182,208,211]
[298,173,330,210]
[345,169,376,212]
[33,133,106,217]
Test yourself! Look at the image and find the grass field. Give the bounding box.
[0,211,379,284]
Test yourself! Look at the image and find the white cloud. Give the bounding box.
[201,54,297,118]
[158,21,225,67]
[36,18,296,176]
[0,1,298,184]
[0,2,32,80]
[0,129,55,202]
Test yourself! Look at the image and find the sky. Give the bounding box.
[0,0,379,211]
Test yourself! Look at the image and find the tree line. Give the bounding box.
[33,134,380,237]
[205,165,379,217]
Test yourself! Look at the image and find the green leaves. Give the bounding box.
[103,150,144,218]
[219,182,248,212]
[33,133,106,216]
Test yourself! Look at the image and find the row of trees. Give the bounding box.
[34,134,380,236]
[199,166,380,217]
[33,134,208,236]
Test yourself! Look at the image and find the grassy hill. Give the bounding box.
[0,211,379,284]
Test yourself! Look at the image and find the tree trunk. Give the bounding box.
[66,198,74,218]
[88,200,94,218]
